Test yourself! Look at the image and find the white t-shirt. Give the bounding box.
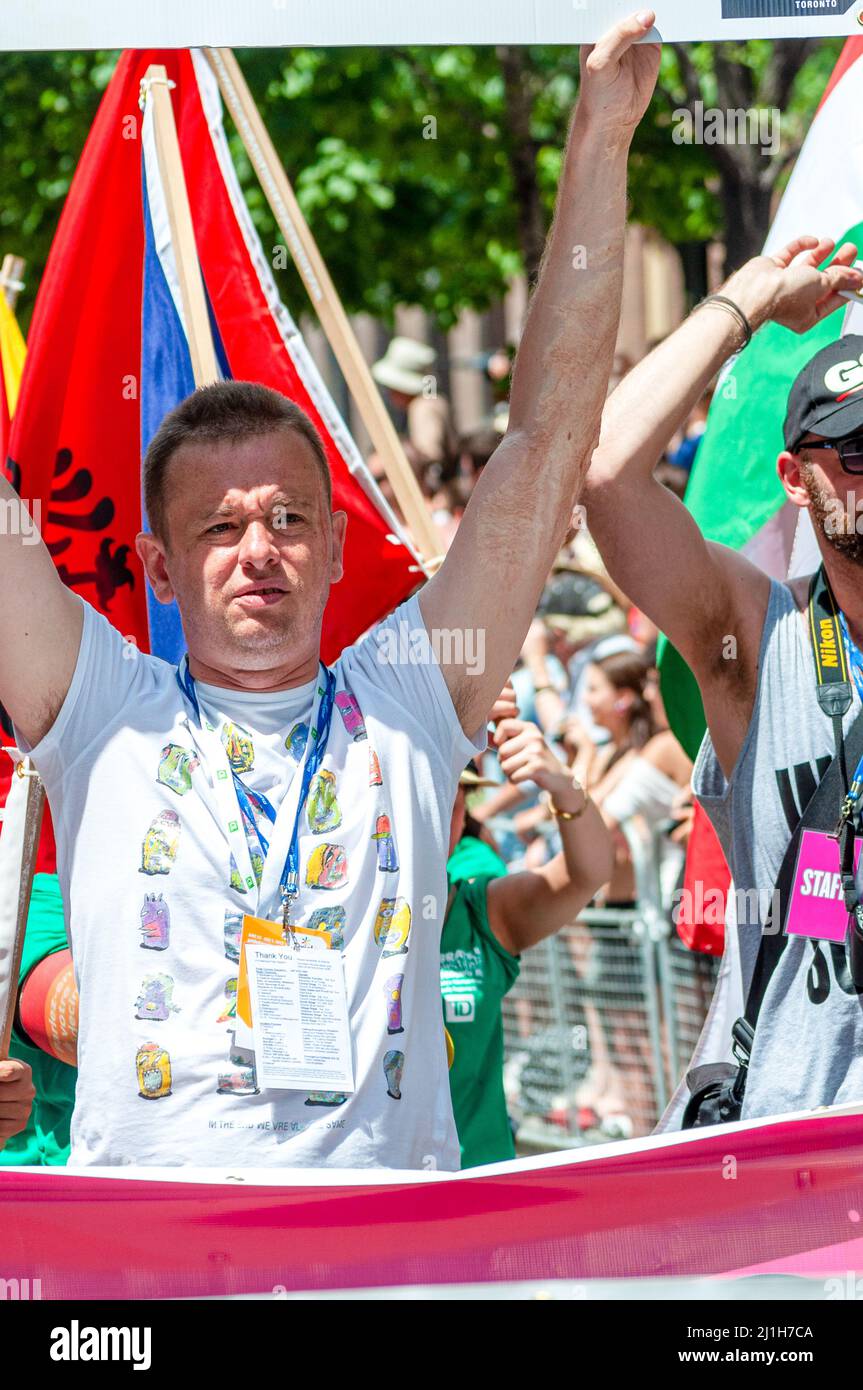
[21,592,484,1169]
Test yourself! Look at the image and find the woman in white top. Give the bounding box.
[565,651,692,1135]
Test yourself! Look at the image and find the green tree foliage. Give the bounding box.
[0,39,847,332]
[659,37,842,269]
[0,52,117,328]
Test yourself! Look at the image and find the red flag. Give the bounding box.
[7,49,418,662]
[675,799,730,956]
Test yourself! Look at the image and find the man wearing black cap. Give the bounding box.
[583,236,863,1123]
[783,336,863,551]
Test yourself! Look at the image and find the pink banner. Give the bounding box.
[4,1109,863,1298]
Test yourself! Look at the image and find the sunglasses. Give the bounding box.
[799,434,863,474]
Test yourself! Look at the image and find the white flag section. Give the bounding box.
[3,0,863,51]
[761,44,863,582]
[686,39,863,593]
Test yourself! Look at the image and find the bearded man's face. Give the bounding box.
[800,452,863,566]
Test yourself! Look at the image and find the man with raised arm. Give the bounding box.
[0,14,659,1167]
[584,237,863,1121]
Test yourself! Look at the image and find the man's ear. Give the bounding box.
[136,531,176,604]
[777,450,811,512]
[329,511,348,586]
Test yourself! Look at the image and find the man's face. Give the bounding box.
[136,430,347,676]
[545,622,577,665]
[783,434,863,566]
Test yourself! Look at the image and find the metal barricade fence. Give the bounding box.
[500,821,721,1152]
[663,929,722,1093]
[502,911,720,1150]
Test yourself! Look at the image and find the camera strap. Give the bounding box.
[731,567,863,1069]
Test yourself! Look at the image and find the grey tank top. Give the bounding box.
[694,577,863,1120]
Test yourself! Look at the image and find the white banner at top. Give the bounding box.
[4,0,863,52]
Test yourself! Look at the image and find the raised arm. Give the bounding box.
[420,11,661,736]
[0,473,83,748]
[584,238,862,771]
[484,718,613,955]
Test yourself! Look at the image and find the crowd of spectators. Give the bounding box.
[368,334,711,1144]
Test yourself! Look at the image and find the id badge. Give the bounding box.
[235,913,336,1053]
[784,829,863,943]
[245,943,354,1093]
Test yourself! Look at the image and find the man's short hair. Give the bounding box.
[143,380,332,542]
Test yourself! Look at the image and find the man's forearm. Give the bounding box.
[497,795,613,953]
[417,14,659,735]
[418,113,636,734]
[589,262,782,489]
[508,114,632,491]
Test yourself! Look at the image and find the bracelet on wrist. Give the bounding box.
[542,783,588,821]
[695,293,753,349]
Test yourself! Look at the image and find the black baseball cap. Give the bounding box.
[536,569,626,646]
[538,569,614,622]
[784,336,863,452]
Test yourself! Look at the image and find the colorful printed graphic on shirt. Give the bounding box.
[371,813,399,872]
[140,892,170,951]
[369,748,382,786]
[306,905,346,950]
[775,755,833,836]
[335,691,367,742]
[136,1042,172,1099]
[140,809,180,876]
[221,721,255,774]
[384,973,405,1034]
[229,854,253,894]
[383,1049,404,1100]
[305,842,348,890]
[217,1065,259,1096]
[235,798,267,888]
[217,978,238,1023]
[134,973,178,1022]
[286,722,309,761]
[304,1092,348,1107]
[307,769,342,834]
[156,742,200,796]
[250,848,265,888]
[374,897,411,958]
[224,910,243,963]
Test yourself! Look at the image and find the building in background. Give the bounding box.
[303,225,702,451]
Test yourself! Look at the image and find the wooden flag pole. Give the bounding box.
[0,257,38,1136]
[204,47,443,569]
[0,255,25,312]
[143,66,219,387]
[0,760,46,1151]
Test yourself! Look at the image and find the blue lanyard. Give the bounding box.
[176,659,337,921]
[839,611,863,803]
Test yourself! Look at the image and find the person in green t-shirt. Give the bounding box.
[0,872,76,1166]
[443,711,613,1169]
[446,766,509,886]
